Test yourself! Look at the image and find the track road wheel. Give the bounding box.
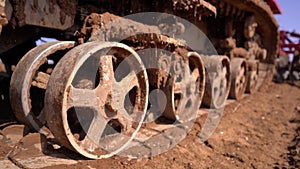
[163,52,205,122]
[246,60,259,93]
[229,58,248,100]
[44,41,148,159]
[10,41,75,134]
[202,55,231,109]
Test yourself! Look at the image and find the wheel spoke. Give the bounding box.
[220,67,228,93]
[115,109,132,130]
[176,96,188,118]
[211,65,226,100]
[93,56,116,104]
[176,94,198,121]
[236,66,245,92]
[250,71,258,87]
[116,71,138,92]
[221,66,227,78]
[238,66,245,79]
[190,68,200,82]
[239,78,245,92]
[212,78,221,97]
[110,71,138,111]
[68,85,100,109]
[85,114,107,146]
[98,55,114,87]
[174,82,183,93]
[213,65,224,89]
[174,77,196,119]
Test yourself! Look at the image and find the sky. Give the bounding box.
[275,0,300,33]
[275,0,300,60]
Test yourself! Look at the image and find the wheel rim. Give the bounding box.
[10,41,75,134]
[163,52,205,122]
[229,58,248,100]
[45,41,148,159]
[202,55,231,108]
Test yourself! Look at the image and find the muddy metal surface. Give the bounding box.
[0,81,299,168]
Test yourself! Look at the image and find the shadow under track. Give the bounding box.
[0,72,17,129]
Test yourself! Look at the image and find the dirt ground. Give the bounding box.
[0,81,300,169]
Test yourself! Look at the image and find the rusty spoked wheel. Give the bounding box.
[229,58,248,100]
[202,55,231,109]
[10,41,75,134]
[163,52,205,122]
[44,41,148,159]
[246,60,259,93]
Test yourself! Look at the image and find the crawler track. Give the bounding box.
[2,0,279,160]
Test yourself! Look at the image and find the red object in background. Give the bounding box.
[265,0,282,14]
[280,31,300,55]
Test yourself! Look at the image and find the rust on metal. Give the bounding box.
[31,71,50,90]
[0,0,10,34]
[202,55,231,108]
[10,41,75,134]
[44,41,148,159]
[229,58,248,100]
[246,60,259,94]
[9,0,76,30]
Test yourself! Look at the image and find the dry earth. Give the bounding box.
[0,81,299,169]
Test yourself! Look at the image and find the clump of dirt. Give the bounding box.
[0,133,11,160]
[80,12,161,43]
